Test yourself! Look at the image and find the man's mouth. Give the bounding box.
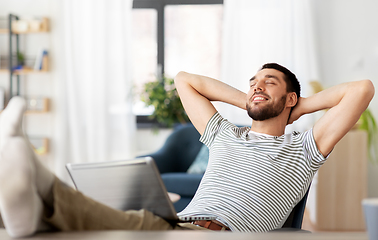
[252,93,270,102]
[253,96,267,102]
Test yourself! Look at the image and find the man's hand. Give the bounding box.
[287,97,304,125]
[290,80,374,157]
[175,72,246,135]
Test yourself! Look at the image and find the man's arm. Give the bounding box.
[288,80,375,157]
[174,71,246,135]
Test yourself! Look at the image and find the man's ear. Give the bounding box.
[286,92,297,108]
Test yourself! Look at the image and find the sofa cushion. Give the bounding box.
[187,144,209,174]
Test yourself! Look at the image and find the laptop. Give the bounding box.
[66,157,215,222]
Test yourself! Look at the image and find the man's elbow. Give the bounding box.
[359,79,375,101]
[174,71,189,84]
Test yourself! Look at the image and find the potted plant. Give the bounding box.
[17,52,25,66]
[358,108,378,163]
[141,76,189,128]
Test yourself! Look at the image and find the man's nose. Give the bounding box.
[253,82,264,92]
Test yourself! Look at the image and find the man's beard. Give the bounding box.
[247,94,287,121]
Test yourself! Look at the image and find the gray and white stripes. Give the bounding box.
[178,112,327,232]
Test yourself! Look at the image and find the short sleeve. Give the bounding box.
[302,128,328,170]
[199,112,233,148]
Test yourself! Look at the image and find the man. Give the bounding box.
[174,63,374,232]
[0,63,374,237]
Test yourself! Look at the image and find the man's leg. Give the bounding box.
[0,97,200,237]
[44,177,178,231]
[0,97,55,238]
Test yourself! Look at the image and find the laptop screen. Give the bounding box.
[66,157,178,220]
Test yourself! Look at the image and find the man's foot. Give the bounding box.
[0,137,44,237]
[0,97,55,237]
[0,97,25,150]
[0,97,55,200]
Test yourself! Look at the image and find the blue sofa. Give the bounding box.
[140,124,204,212]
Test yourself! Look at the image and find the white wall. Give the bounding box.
[313,0,378,197]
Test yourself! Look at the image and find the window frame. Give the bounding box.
[133,0,224,128]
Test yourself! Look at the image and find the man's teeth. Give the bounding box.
[254,97,265,101]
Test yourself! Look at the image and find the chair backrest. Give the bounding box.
[281,186,310,229]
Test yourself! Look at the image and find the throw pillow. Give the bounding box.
[187,144,209,174]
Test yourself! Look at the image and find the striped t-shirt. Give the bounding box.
[177,112,327,232]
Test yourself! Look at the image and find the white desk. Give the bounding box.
[0,229,367,240]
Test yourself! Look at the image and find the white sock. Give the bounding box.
[0,137,44,237]
[0,97,55,237]
[0,97,25,150]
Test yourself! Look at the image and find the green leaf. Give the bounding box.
[141,75,189,128]
[358,108,378,164]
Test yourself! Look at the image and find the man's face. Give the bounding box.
[246,68,289,121]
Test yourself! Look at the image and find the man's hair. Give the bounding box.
[260,63,301,99]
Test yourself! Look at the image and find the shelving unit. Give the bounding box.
[0,14,50,155]
[0,14,49,101]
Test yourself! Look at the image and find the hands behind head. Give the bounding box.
[287,97,304,125]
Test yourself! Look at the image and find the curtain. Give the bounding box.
[53,0,136,182]
[219,0,319,132]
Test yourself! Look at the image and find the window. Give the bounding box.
[165,5,223,79]
[132,0,223,126]
[132,9,157,116]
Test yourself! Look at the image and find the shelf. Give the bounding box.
[0,98,50,113]
[0,109,50,114]
[0,17,49,34]
[12,29,48,34]
[24,110,49,114]
[29,137,49,155]
[0,54,49,74]
[15,67,48,75]
[0,111,49,114]
[0,69,48,75]
[0,29,49,34]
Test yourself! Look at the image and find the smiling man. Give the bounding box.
[0,63,374,237]
[174,63,374,231]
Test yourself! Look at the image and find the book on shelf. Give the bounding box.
[33,49,48,71]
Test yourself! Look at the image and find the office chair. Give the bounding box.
[272,186,311,232]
